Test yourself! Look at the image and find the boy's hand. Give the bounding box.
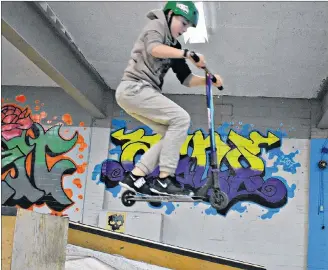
[188,52,206,69]
[212,74,223,88]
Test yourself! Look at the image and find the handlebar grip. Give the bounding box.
[211,76,217,83]
[189,51,200,62]
[210,72,224,91]
[189,51,224,90]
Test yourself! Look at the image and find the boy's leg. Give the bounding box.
[116,80,190,174]
[128,113,167,176]
[116,80,193,195]
[118,113,168,194]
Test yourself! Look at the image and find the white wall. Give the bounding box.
[88,124,309,269]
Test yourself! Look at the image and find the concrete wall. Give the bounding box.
[2,86,328,270]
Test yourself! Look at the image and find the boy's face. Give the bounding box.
[170,14,192,39]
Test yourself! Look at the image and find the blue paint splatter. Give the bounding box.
[187,145,193,156]
[109,145,122,156]
[217,122,230,136]
[112,119,127,130]
[240,159,249,168]
[205,206,218,215]
[106,185,121,198]
[265,164,278,177]
[92,164,102,181]
[260,208,281,219]
[268,148,301,174]
[231,202,247,213]
[164,203,176,214]
[143,126,154,135]
[239,124,252,137]
[221,163,229,171]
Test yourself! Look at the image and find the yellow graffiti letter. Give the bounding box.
[190,131,230,167]
[111,129,161,162]
[227,130,280,172]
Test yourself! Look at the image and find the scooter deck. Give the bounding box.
[120,188,206,203]
[127,194,205,203]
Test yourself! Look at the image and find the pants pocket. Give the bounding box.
[124,81,144,97]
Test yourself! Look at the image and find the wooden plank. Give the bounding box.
[11,209,69,270]
[1,216,16,270]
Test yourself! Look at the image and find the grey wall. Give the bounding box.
[3,85,326,138]
[111,92,325,139]
[1,86,93,127]
[312,96,328,138]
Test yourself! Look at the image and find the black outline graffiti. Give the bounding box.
[2,111,79,212]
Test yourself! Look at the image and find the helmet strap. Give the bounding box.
[165,11,175,38]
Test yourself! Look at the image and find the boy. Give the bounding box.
[116,1,223,196]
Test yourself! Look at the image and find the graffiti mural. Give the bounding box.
[1,95,89,219]
[93,119,300,218]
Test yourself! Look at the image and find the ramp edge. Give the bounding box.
[69,221,266,270]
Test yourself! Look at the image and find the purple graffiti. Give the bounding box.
[100,160,124,188]
[100,155,287,214]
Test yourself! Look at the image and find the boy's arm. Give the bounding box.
[170,42,204,87]
[144,20,185,58]
[143,21,215,87]
[171,61,222,88]
[187,75,206,87]
[171,43,223,88]
[171,54,194,87]
[151,44,185,58]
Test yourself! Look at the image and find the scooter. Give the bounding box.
[120,52,229,211]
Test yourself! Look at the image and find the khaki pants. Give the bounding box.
[115,80,190,175]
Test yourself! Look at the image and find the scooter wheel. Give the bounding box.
[210,190,229,210]
[121,190,136,207]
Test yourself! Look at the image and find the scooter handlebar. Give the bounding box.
[189,51,224,91]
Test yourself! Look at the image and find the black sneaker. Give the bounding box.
[150,175,194,196]
[119,173,152,195]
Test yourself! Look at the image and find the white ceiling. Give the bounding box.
[2,1,328,98]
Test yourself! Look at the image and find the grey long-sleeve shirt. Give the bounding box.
[121,9,193,91]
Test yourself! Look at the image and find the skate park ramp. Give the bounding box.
[2,206,266,270]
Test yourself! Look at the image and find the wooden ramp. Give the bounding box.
[2,207,266,270]
[68,222,266,270]
[2,207,68,270]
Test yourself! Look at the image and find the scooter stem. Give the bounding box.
[194,70,220,197]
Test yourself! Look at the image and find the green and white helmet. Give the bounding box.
[163,1,199,27]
